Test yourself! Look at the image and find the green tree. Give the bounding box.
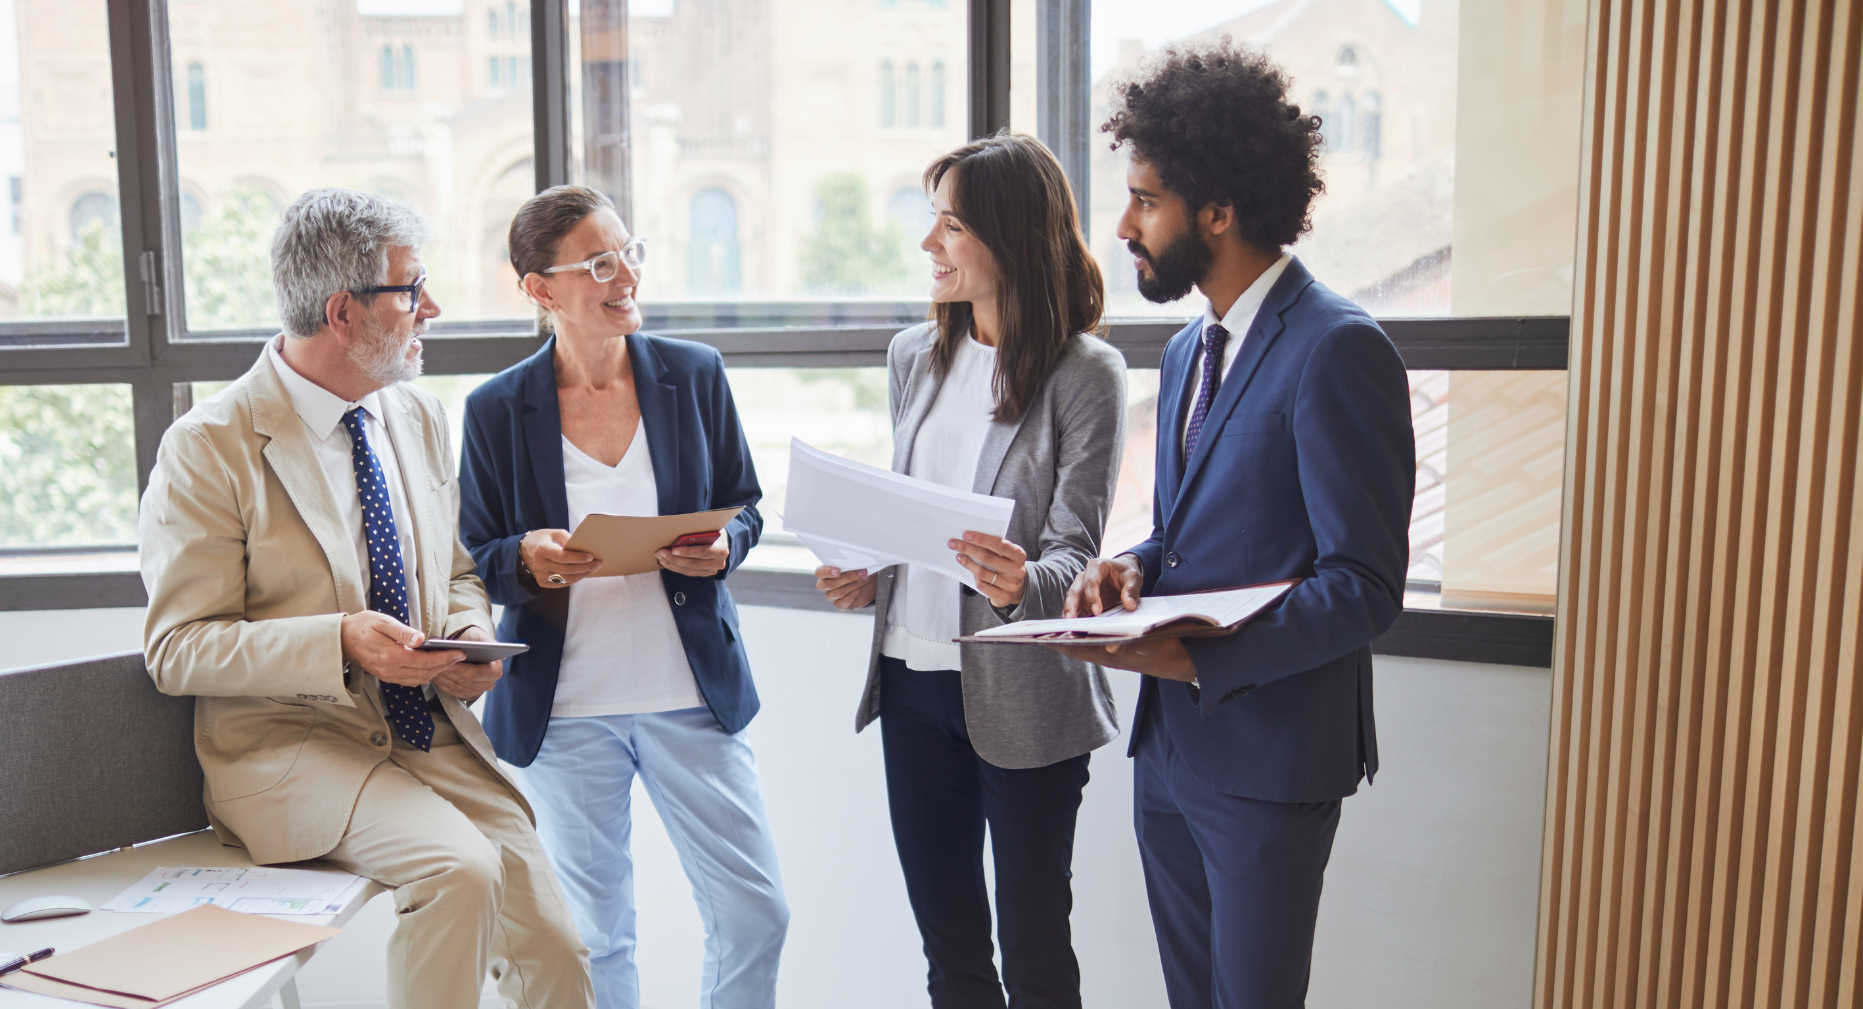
[182,189,280,330]
[799,174,909,295]
[0,384,137,547]
[23,219,127,319]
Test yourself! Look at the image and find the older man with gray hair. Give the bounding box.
[139,188,593,1008]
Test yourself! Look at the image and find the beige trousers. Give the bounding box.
[324,717,594,1009]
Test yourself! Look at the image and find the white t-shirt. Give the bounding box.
[553,423,705,716]
[882,334,999,671]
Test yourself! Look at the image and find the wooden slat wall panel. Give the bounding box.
[1539,0,1863,1006]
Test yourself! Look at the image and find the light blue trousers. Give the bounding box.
[519,708,789,1009]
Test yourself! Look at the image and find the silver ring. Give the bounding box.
[547,572,567,586]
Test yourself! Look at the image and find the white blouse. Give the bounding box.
[882,334,999,671]
[553,423,705,716]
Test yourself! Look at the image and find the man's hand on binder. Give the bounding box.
[1056,554,1197,681]
[1064,555,1144,617]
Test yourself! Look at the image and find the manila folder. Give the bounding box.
[7,903,340,1006]
[564,506,744,577]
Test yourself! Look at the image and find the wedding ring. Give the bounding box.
[990,572,998,587]
[547,572,567,586]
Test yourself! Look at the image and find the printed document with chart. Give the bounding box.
[782,438,1015,589]
[102,865,368,914]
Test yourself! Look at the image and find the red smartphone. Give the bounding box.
[670,530,721,549]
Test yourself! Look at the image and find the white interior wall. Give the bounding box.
[0,604,1551,1009]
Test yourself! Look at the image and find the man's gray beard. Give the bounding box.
[350,317,422,386]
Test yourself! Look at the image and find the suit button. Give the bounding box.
[370,732,388,747]
[673,591,687,606]
[1166,552,1181,568]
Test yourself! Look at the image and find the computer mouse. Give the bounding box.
[1,895,94,922]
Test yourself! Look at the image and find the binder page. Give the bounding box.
[973,582,1295,639]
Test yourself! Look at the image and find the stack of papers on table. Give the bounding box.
[783,439,1015,589]
[0,904,340,1007]
[959,581,1299,645]
[102,865,369,915]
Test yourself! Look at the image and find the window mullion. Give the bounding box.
[532,0,573,193]
[1036,0,1090,237]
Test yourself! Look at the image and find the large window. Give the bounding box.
[0,0,1574,661]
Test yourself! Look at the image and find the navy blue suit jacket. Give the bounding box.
[1127,258,1413,803]
[458,333,764,766]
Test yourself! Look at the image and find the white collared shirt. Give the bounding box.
[1182,252,1293,451]
[266,336,423,634]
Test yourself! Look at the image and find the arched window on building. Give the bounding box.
[186,63,206,130]
[1336,93,1356,152]
[488,55,502,90]
[1338,45,1360,76]
[880,61,896,128]
[506,1,518,36]
[904,63,921,128]
[930,61,946,128]
[401,46,416,90]
[69,191,119,242]
[381,46,397,90]
[488,6,500,35]
[688,188,741,295]
[1362,91,1382,160]
[1312,91,1331,149]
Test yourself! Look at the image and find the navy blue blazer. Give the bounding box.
[1126,258,1414,803]
[458,333,764,766]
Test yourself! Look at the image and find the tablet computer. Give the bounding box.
[416,638,530,664]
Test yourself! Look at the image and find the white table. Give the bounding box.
[0,831,384,1009]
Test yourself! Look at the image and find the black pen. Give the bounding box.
[0,947,55,976]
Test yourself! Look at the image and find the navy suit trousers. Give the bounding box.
[1134,699,1341,1009]
[879,658,1091,1009]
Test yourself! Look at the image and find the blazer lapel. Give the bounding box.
[1175,265,1313,498]
[519,337,571,530]
[891,343,941,473]
[627,333,684,515]
[248,351,367,615]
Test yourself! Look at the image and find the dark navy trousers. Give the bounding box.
[1134,699,1342,1009]
[879,658,1091,1009]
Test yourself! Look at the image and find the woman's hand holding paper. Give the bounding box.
[815,566,876,610]
[657,539,730,577]
[951,531,1028,608]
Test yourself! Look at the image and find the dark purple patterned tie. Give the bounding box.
[1184,323,1230,457]
[340,407,433,751]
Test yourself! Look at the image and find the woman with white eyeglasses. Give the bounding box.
[457,185,786,1009]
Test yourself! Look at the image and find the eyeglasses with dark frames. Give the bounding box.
[356,267,427,316]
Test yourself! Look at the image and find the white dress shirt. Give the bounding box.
[267,336,423,632]
[882,334,999,671]
[554,425,705,716]
[1182,252,1293,450]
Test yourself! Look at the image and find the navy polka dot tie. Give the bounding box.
[1185,323,1230,458]
[340,407,434,752]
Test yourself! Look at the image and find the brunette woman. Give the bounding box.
[814,132,1126,1009]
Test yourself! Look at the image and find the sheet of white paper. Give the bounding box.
[973,583,1294,638]
[103,866,370,915]
[783,438,1016,589]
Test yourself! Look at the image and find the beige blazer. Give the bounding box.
[139,343,518,865]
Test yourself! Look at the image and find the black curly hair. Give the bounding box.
[1101,39,1324,250]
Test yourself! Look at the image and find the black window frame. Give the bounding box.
[0,0,1558,668]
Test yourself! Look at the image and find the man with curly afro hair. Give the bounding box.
[1058,40,1416,1009]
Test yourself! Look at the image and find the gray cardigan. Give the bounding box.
[855,322,1127,769]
